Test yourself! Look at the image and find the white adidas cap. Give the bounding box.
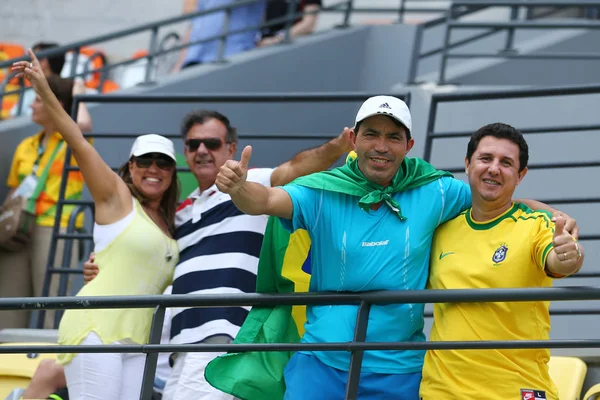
[130,134,176,161]
[354,95,412,132]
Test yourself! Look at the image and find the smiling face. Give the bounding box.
[184,118,236,192]
[465,136,528,210]
[128,153,175,202]
[352,115,414,187]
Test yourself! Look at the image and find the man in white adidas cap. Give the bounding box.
[215,95,575,399]
[215,95,469,399]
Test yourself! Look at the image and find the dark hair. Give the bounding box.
[33,42,65,76]
[180,110,238,144]
[116,159,180,235]
[466,122,529,172]
[355,116,412,141]
[46,75,73,115]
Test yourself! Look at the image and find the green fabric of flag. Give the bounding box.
[205,216,311,400]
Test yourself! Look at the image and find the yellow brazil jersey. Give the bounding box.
[7,131,86,228]
[420,202,559,400]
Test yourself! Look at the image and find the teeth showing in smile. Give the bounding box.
[483,179,500,185]
[145,178,159,183]
[371,158,388,164]
[196,160,212,165]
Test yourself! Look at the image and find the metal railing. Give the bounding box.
[437,0,600,83]
[422,83,600,275]
[0,0,448,118]
[8,287,600,399]
[37,91,411,329]
[406,0,578,83]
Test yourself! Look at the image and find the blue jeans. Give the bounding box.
[283,353,422,400]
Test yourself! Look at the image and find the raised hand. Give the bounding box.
[336,127,355,154]
[552,216,582,268]
[10,48,51,96]
[83,252,99,285]
[216,145,252,195]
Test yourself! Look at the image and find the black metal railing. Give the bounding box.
[7,286,600,400]
[436,0,600,83]
[0,0,448,117]
[422,83,600,275]
[406,0,580,83]
[37,91,411,329]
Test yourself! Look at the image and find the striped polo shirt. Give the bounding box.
[170,168,274,344]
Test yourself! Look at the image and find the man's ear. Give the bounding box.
[517,167,528,185]
[228,142,237,158]
[464,156,470,175]
[406,138,415,154]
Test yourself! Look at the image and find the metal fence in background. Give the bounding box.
[0,0,446,117]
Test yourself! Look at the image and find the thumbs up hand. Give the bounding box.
[552,216,581,267]
[216,145,252,195]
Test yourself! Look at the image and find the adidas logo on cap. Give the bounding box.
[379,103,392,109]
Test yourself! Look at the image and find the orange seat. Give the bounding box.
[1,83,23,121]
[95,79,120,93]
[0,43,26,85]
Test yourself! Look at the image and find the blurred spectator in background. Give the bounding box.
[0,76,91,330]
[174,0,267,71]
[259,0,322,47]
[11,42,65,117]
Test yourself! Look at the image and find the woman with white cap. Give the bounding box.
[13,50,179,399]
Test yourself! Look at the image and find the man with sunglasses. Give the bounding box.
[162,109,354,400]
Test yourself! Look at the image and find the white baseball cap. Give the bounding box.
[130,134,176,161]
[354,95,412,132]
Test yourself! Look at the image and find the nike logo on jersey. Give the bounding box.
[439,251,454,260]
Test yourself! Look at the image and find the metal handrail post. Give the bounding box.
[407,24,424,83]
[503,5,520,52]
[342,0,355,27]
[145,27,159,83]
[399,0,407,22]
[140,305,166,400]
[37,96,81,328]
[69,48,81,77]
[54,205,89,328]
[345,301,371,400]
[15,76,26,116]
[438,6,454,84]
[422,97,438,162]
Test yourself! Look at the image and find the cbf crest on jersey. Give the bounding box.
[492,244,508,264]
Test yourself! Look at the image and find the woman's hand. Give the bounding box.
[11,48,52,97]
[83,252,99,284]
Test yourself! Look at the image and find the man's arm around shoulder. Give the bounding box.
[270,127,354,187]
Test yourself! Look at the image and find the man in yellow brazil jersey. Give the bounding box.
[420,122,584,400]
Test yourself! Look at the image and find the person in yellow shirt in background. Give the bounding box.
[0,75,92,329]
[420,122,584,400]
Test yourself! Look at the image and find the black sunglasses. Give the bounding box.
[185,138,228,151]
[133,154,175,170]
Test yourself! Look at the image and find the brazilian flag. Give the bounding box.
[204,216,312,400]
[205,152,361,399]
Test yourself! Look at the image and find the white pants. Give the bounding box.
[162,351,237,400]
[63,332,146,400]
